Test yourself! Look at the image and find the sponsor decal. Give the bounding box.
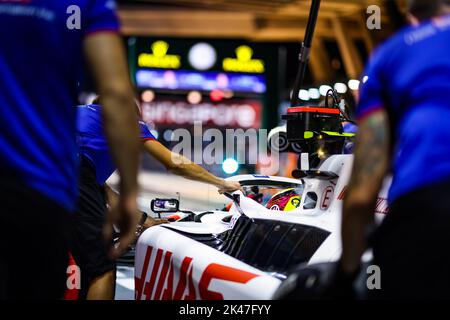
[320,186,334,210]
[138,41,181,69]
[336,186,389,214]
[135,245,259,300]
[337,186,347,200]
[222,45,265,73]
[228,215,239,230]
[199,263,259,300]
[291,197,301,208]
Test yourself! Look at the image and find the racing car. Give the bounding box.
[133,154,390,300]
[132,0,392,300]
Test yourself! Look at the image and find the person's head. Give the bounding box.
[266,188,302,212]
[92,95,101,105]
[407,0,450,23]
[91,95,142,117]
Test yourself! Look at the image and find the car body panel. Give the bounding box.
[135,154,390,300]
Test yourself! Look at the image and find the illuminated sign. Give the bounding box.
[136,69,266,93]
[138,41,181,69]
[222,45,265,74]
[141,99,262,128]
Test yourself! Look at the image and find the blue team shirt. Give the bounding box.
[357,14,450,203]
[343,122,358,154]
[76,104,156,185]
[0,0,119,211]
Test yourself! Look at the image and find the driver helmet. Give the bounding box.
[266,188,302,212]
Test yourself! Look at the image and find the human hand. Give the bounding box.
[142,216,168,229]
[218,181,243,194]
[104,192,139,259]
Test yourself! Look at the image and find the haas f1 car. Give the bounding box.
[134,154,389,300]
[133,58,389,301]
[134,0,389,300]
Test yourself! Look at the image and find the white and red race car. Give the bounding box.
[134,154,390,300]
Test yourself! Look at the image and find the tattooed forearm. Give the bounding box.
[340,110,390,273]
[348,111,390,194]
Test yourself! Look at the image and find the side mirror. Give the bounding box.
[151,198,180,214]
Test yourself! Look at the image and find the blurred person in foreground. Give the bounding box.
[73,99,241,299]
[0,1,140,299]
[337,0,450,298]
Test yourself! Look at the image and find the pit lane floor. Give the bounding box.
[115,265,135,300]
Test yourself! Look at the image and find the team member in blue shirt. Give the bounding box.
[339,0,450,298]
[0,1,141,299]
[74,99,242,300]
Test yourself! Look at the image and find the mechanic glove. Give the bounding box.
[323,261,360,299]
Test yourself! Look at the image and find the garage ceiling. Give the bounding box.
[117,0,405,40]
[117,0,407,80]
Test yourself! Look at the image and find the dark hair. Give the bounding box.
[408,0,450,20]
[92,96,100,105]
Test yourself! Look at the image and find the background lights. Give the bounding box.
[334,82,348,94]
[222,158,239,174]
[210,89,224,102]
[298,89,310,101]
[319,85,332,96]
[187,91,202,104]
[141,90,155,103]
[348,79,361,91]
[222,90,234,99]
[308,88,320,100]
[163,129,173,141]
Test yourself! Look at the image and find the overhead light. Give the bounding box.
[348,79,361,91]
[362,75,369,83]
[319,85,332,96]
[334,82,347,94]
[308,88,320,100]
[298,89,310,101]
[141,90,155,103]
[222,158,239,175]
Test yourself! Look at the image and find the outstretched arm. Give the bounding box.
[143,140,242,194]
[340,110,391,274]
